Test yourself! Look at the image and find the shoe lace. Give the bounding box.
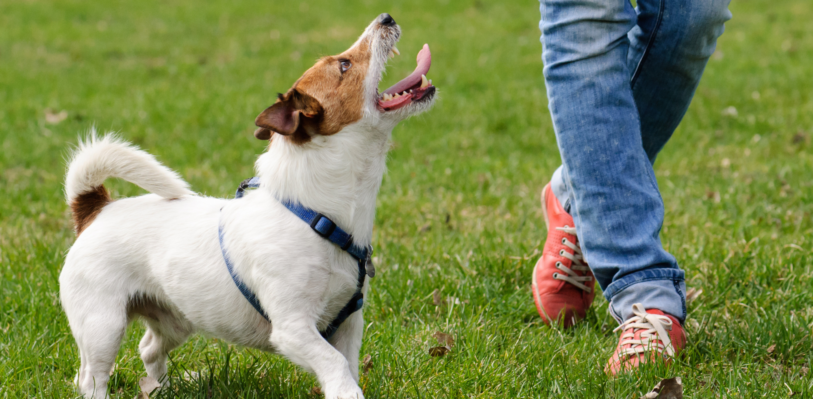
[612,303,676,357]
[552,225,592,292]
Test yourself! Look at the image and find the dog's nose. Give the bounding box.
[378,13,396,27]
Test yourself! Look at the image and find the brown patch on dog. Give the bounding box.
[71,185,111,235]
[255,38,371,143]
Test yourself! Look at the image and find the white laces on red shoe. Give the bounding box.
[613,303,676,357]
[552,225,593,292]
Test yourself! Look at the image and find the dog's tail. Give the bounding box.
[65,130,193,234]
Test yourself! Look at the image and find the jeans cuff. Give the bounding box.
[605,268,687,324]
[550,166,572,214]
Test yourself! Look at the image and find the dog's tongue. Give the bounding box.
[383,44,431,95]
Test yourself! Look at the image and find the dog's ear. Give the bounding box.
[254,90,323,140]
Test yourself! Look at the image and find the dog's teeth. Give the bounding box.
[382,94,390,101]
[420,74,430,88]
[388,50,395,59]
[392,46,400,55]
[393,93,401,98]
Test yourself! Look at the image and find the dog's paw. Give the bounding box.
[324,383,364,399]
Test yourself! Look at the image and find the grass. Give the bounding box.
[1,0,812,397]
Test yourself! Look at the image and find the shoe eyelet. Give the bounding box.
[561,238,567,244]
[552,273,559,278]
[559,249,566,256]
[555,261,562,268]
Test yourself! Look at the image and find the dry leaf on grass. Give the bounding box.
[432,331,454,348]
[432,289,445,306]
[640,377,683,399]
[44,109,68,124]
[362,354,373,375]
[137,376,161,397]
[767,344,776,353]
[310,386,323,395]
[429,331,454,357]
[428,346,451,357]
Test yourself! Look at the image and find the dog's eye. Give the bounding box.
[339,59,352,73]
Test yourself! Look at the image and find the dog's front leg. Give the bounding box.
[327,309,364,382]
[270,316,364,399]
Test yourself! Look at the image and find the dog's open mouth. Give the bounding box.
[378,44,434,111]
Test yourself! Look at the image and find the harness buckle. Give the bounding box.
[309,213,337,238]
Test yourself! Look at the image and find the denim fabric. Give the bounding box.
[540,0,731,323]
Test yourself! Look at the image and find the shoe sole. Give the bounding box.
[532,184,551,322]
[532,260,557,325]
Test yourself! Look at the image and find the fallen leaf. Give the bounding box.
[310,386,323,395]
[419,223,431,233]
[44,109,68,124]
[639,377,683,399]
[362,354,373,375]
[685,288,703,305]
[138,376,161,396]
[792,132,808,144]
[767,344,776,353]
[432,331,455,348]
[801,367,809,376]
[432,289,445,306]
[428,346,451,357]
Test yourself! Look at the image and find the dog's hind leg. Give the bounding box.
[327,310,364,383]
[138,326,189,384]
[69,302,128,399]
[132,297,194,385]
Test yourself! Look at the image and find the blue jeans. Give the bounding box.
[540,0,731,323]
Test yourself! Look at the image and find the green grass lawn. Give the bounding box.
[2,0,812,397]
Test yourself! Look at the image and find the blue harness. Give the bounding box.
[218,177,374,340]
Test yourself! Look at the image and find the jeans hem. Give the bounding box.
[602,268,685,301]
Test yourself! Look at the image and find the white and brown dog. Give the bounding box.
[59,14,435,399]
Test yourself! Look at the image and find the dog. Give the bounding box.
[59,13,435,399]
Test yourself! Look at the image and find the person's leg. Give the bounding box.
[602,0,732,324]
[627,0,732,163]
[543,0,731,324]
[540,0,683,323]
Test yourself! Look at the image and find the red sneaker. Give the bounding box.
[532,183,595,327]
[605,304,687,376]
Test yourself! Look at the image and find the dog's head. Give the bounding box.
[254,13,436,143]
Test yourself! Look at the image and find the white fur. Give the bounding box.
[65,131,192,203]
[59,16,434,399]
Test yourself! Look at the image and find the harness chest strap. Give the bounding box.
[219,177,374,340]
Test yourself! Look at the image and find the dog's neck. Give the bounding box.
[255,121,392,246]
